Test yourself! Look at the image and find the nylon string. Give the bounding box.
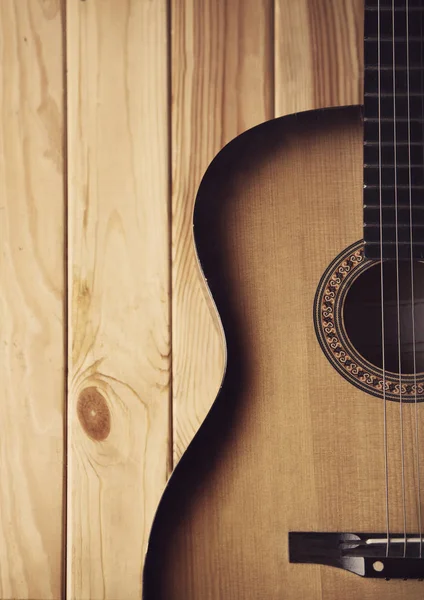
[378,0,391,557]
[406,0,423,558]
[391,0,408,559]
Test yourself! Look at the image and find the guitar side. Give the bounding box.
[143,106,424,600]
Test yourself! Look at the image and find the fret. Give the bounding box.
[365,37,422,42]
[365,239,424,248]
[365,183,424,189]
[365,223,424,228]
[364,117,424,121]
[364,140,424,144]
[365,93,424,96]
[365,65,424,70]
[367,240,424,244]
[366,7,424,11]
[364,140,422,148]
[364,163,423,167]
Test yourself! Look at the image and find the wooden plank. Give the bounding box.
[171,0,274,463]
[0,1,65,598]
[66,1,170,598]
[275,0,364,115]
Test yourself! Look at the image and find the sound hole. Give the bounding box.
[344,261,424,374]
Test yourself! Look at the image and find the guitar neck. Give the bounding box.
[363,0,424,260]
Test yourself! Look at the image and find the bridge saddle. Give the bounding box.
[289,532,424,579]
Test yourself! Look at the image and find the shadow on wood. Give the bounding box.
[143,117,294,600]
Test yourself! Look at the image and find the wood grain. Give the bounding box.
[66,1,170,598]
[171,0,274,463]
[275,0,364,115]
[0,1,65,598]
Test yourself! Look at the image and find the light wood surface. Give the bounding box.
[66,1,170,598]
[0,1,65,598]
[172,0,364,462]
[171,0,275,463]
[145,106,424,600]
[275,0,364,114]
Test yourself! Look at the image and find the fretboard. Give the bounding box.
[363,0,424,260]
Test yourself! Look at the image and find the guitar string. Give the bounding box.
[378,0,391,558]
[419,0,424,557]
[392,0,408,558]
[407,0,423,559]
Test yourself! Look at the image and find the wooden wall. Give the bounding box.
[0,0,363,598]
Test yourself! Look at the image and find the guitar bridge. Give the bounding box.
[289,532,424,579]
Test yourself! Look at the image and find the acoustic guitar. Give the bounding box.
[144,1,424,598]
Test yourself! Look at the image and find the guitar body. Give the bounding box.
[144,106,424,599]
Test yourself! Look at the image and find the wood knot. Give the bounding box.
[77,387,111,441]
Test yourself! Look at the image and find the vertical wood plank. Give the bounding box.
[275,0,364,115]
[0,1,64,598]
[172,0,274,462]
[66,1,170,598]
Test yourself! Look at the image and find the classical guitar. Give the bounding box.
[144,1,424,598]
